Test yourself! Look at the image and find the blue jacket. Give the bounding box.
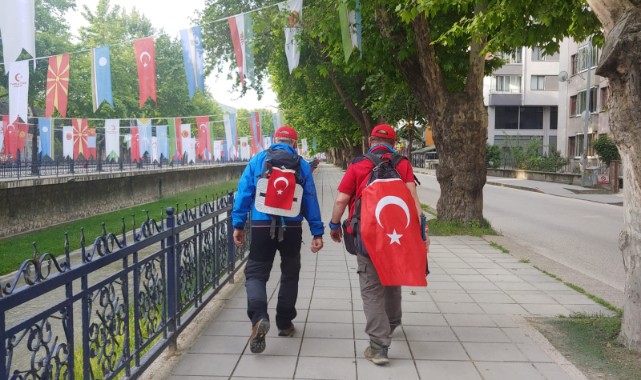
[232,144,324,237]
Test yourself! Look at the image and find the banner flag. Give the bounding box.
[87,127,96,160]
[91,46,114,111]
[137,118,152,155]
[130,125,141,161]
[213,140,222,161]
[37,118,53,159]
[156,125,169,161]
[186,137,196,163]
[279,0,303,73]
[301,138,308,156]
[2,116,15,160]
[151,136,160,163]
[0,118,4,154]
[133,37,157,108]
[180,124,191,158]
[339,0,362,63]
[196,116,211,160]
[244,13,256,84]
[0,0,35,68]
[45,54,70,117]
[9,60,29,123]
[239,136,250,160]
[167,117,182,161]
[180,26,205,99]
[228,15,246,88]
[16,121,28,160]
[62,125,73,159]
[223,113,238,160]
[249,112,263,155]
[312,138,317,151]
[72,118,89,160]
[105,119,120,160]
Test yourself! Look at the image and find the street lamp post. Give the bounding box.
[581,37,593,187]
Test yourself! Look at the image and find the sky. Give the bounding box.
[71,0,278,111]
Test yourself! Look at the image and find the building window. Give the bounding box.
[600,87,609,111]
[576,87,598,115]
[549,136,558,152]
[520,107,543,130]
[576,44,598,73]
[494,75,521,93]
[531,75,545,90]
[573,133,596,157]
[532,47,546,61]
[571,54,578,75]
[495,106,519,129]
[570,96,577,115]
[550,106,558,130]
[498,49,522,64]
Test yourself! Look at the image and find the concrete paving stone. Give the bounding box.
[488,314,519,328]
[352,299,364,311]
[479,303,529,315]
[440,263,474,270]
[172,353,238,377]
[430,292,474,303]
[518,274,561,283]
[315,272,351,280]
[307,309,353,323]
[356,339,413,359]
[533,363,575,380]
[402,289,433,301]
[309,298,353,311]
[397,311,448,327]
[437,302,486,314]
[303,322,354,339]
[517,343,554,362]
[425,273,455,281]
[415,360,482,380]
[223,297,250,309]
[403,325,458,342]
[312,288,354,299]
[520,304,572,316]
[169,376,228,380]
[549,294,598,305]
[458,281,501,291]
[476,268,513,275]
[470,263,504,269]
[233,354,298,378]
[402,301,440,313]
[407,341,470,360]
[355,359,420,380]
[444,313,498,327]
[501,327,536,343]
[352,311,367,324]
[469,293,515,304]
[189,335,249,354]
[483,274,525,283]
[533,282,573,291]
[299,338,355,358]
[474,362,546,380]
[450,249,481,255]
[212,307,249,321]
[203,321,251,336]
[452,326,511,343]
[313,279,352,288]
[496,282,538,291]
[463,342,528,362]
[509,293,558,304]
[295,357,356,380]
[246,336,303,356]
[299,271,317,279]
[443,268,481,275]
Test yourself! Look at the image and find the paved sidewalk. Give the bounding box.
[163,164,612,380]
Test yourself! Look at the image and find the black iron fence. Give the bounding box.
[0,192,250,379]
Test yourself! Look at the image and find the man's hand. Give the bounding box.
[233,228,245,247]
[310,237,323,253]
[330,228,343,243]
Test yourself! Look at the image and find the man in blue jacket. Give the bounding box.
[232,125,324,354]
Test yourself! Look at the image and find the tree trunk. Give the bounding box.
[591,1,641,350]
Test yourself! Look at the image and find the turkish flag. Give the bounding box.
[134,37,157,108]
[196,116,211,160]
[360,178,427,286]
[2,115,17,160]
[264,167,297,210]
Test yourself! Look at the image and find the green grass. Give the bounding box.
[0,180,238,276]
[490,241,510,253]
[426,218,498,237]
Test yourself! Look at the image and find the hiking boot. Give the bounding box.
[364,341,389,365]
[249,319,270,353]
[278,323,295,337]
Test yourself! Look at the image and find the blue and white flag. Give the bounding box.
[224,113,238,160]
[38,118,53,159]
[180,26,205,99]
[91,46,114,111]
[156,125,169,160]
[137,118,152,155]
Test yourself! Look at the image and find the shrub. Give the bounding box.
[486,144,502,169]
[593,134,620,166]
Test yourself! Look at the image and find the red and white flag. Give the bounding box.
[62,126,73,158]
[134,37,157,108]
[360,178,427,286]
[264,167,297,210]
[9,60,29,123]
[72,118,89,160]
[131,126,141,161]
[196,116,211,160]
[228,14,246,88]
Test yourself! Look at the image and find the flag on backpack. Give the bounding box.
[360,177,427,286]
[264,167,296,210]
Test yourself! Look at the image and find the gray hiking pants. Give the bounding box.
[356,254,402,347]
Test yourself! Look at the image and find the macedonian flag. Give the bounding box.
[45,54,70,117]
[72,118,89,160]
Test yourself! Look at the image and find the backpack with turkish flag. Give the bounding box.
[254,147,304,217]
[348,152,427,286]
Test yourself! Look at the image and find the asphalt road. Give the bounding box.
[414,172,625,295]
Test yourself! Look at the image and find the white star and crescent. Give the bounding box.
[273,176,289,195]
[374,196,411,245]
[139,51,152,67]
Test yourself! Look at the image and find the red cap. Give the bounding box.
[274,125,298,141]
[370,124,396,140]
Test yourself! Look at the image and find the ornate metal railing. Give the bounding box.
[0,192,250,380]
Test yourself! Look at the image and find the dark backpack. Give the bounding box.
[343,152,407,256]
